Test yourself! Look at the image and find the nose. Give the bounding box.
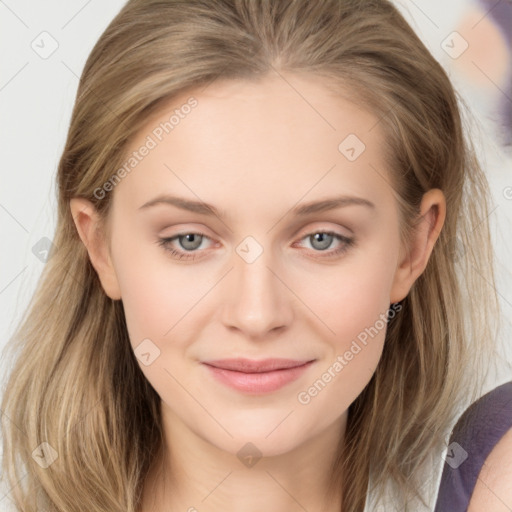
[220,245,294,339]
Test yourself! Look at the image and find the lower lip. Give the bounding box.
[203,361,315,394]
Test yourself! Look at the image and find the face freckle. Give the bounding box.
[108,72,403,458]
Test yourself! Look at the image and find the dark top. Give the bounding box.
[434,380,512,512]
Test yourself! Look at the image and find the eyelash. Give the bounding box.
[157,230,355,261]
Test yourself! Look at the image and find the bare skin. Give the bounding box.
[71,71,445,512]
[468,427,512,511]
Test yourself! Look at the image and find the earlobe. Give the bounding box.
[69,197,122,300]
[390,189,446,303]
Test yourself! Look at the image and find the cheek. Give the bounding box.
[295,278,393,425]
[295,244,398,345]
[110,231,200,348]
[107,219,399,453]
[111,242,210,396]
[293,246,397,403]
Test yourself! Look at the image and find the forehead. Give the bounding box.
[111,72,395,219]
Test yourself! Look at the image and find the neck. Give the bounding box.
[140,405,347,512]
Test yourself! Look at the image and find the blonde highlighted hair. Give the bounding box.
[1,1,499,511]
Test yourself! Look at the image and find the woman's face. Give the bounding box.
[99,73,409,457]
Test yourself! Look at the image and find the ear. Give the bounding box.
[70,197,122,300]
[390,188,446,303]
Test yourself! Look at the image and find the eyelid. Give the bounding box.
[294,221,354,239]
[158,223,352,248]
[158,225,355,261]
[292,230,354,256]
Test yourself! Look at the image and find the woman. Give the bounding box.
[0,1,503,510]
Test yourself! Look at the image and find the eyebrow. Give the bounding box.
[138,194,375,217]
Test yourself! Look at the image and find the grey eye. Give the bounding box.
[309,232,334,251]
[178,233,204,251]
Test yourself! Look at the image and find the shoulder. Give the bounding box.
[468,425,512,511]
[456,380,512,434]
[434,380,512,512]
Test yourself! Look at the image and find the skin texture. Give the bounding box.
[70,72,445,512]
[468,427,512,511]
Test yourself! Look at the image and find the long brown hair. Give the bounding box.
[1,1,499,510]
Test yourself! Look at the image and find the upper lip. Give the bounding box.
[202,358,314,373]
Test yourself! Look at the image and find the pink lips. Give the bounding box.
[202,358,315,394]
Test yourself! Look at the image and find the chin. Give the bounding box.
[215,433,303,461]
[205,416,311,460]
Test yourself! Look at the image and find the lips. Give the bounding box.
[202,358,315,394]
[202,358,314,373]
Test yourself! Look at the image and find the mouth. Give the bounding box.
[201,358,316,394]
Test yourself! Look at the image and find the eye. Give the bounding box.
[157,229,355,261]
[157,232,213,260]
[295,231,355,259]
